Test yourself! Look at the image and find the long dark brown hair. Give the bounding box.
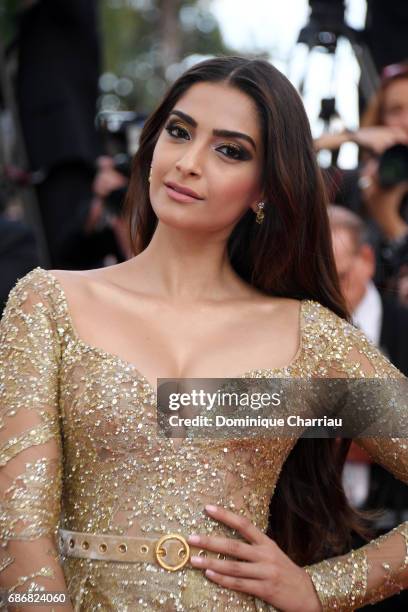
[125,56,372,564]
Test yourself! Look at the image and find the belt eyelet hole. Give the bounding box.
[217,553,226,560]
[81,541,90,550]
[198,550,207,558]
[178,547,186,559]
[99,543,107,553]
[119,544,127,553]
[69,538,75,548]
[140,545,149,554]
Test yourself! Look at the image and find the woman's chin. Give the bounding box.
[153,202,201,229]
[158,216,211,233]
[155,213,229,235]
[153,201,238,234]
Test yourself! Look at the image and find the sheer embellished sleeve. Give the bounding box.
[303,303,408,610]
[0,269,71,609]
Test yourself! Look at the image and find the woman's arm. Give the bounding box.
[305,319,408,610]
[0,271,72,610]
[186,303,408,610]
[305,512,408,610]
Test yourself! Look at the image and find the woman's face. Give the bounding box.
[382,78,408,134]
[149,82,263,233]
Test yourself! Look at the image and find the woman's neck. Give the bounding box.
[126,222,254,302]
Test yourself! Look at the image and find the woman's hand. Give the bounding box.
[188,505,321,612]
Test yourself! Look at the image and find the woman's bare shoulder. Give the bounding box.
[49,260,133,291]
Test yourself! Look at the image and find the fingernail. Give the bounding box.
[190,555,204,565]
[206,569,216,577]
[188,534,200,544]
[205,504,218,513]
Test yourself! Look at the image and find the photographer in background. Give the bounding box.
[88,112,148,262]
[359,62,408,244]
[315,61,408,295]
[88,155,132,262]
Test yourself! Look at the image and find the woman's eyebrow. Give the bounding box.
[169,109,257,151]
[213,129,256,151]
[170,110,197,127]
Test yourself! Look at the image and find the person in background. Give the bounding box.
[16,0,103,269]
[329,203,408,611]
[90,156,132,260]
[328,204,408,374]
[315,62,408,294]
[358,62,408,269]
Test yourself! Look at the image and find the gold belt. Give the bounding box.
[59,529,226,572]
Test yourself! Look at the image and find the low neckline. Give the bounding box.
[42,267,307,394]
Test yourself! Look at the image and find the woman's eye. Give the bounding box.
[165,123,190,140]
[217,144,250,161]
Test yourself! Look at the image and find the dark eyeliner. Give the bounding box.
[164,120,251,160]
[164,120,190,139]
[217,143,252,161]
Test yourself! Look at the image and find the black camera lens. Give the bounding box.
[378,144,408,188]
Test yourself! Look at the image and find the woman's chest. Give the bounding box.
[58,354,295,484]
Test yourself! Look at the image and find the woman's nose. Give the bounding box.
[175,146,203,176]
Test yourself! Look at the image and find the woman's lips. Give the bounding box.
[164,183,204,203]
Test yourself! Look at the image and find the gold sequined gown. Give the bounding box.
[1,267,408,611]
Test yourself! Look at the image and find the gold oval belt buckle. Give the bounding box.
[155,533,190,571]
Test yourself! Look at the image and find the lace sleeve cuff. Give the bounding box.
[304,549,368,610]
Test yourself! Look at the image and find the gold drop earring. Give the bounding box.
[148,165,153,183]
[255,201,265,224]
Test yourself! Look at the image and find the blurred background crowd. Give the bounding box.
[0,1,407,609]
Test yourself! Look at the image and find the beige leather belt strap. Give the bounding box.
[59,529,226,571]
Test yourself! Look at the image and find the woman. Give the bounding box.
[0,57,407,611]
